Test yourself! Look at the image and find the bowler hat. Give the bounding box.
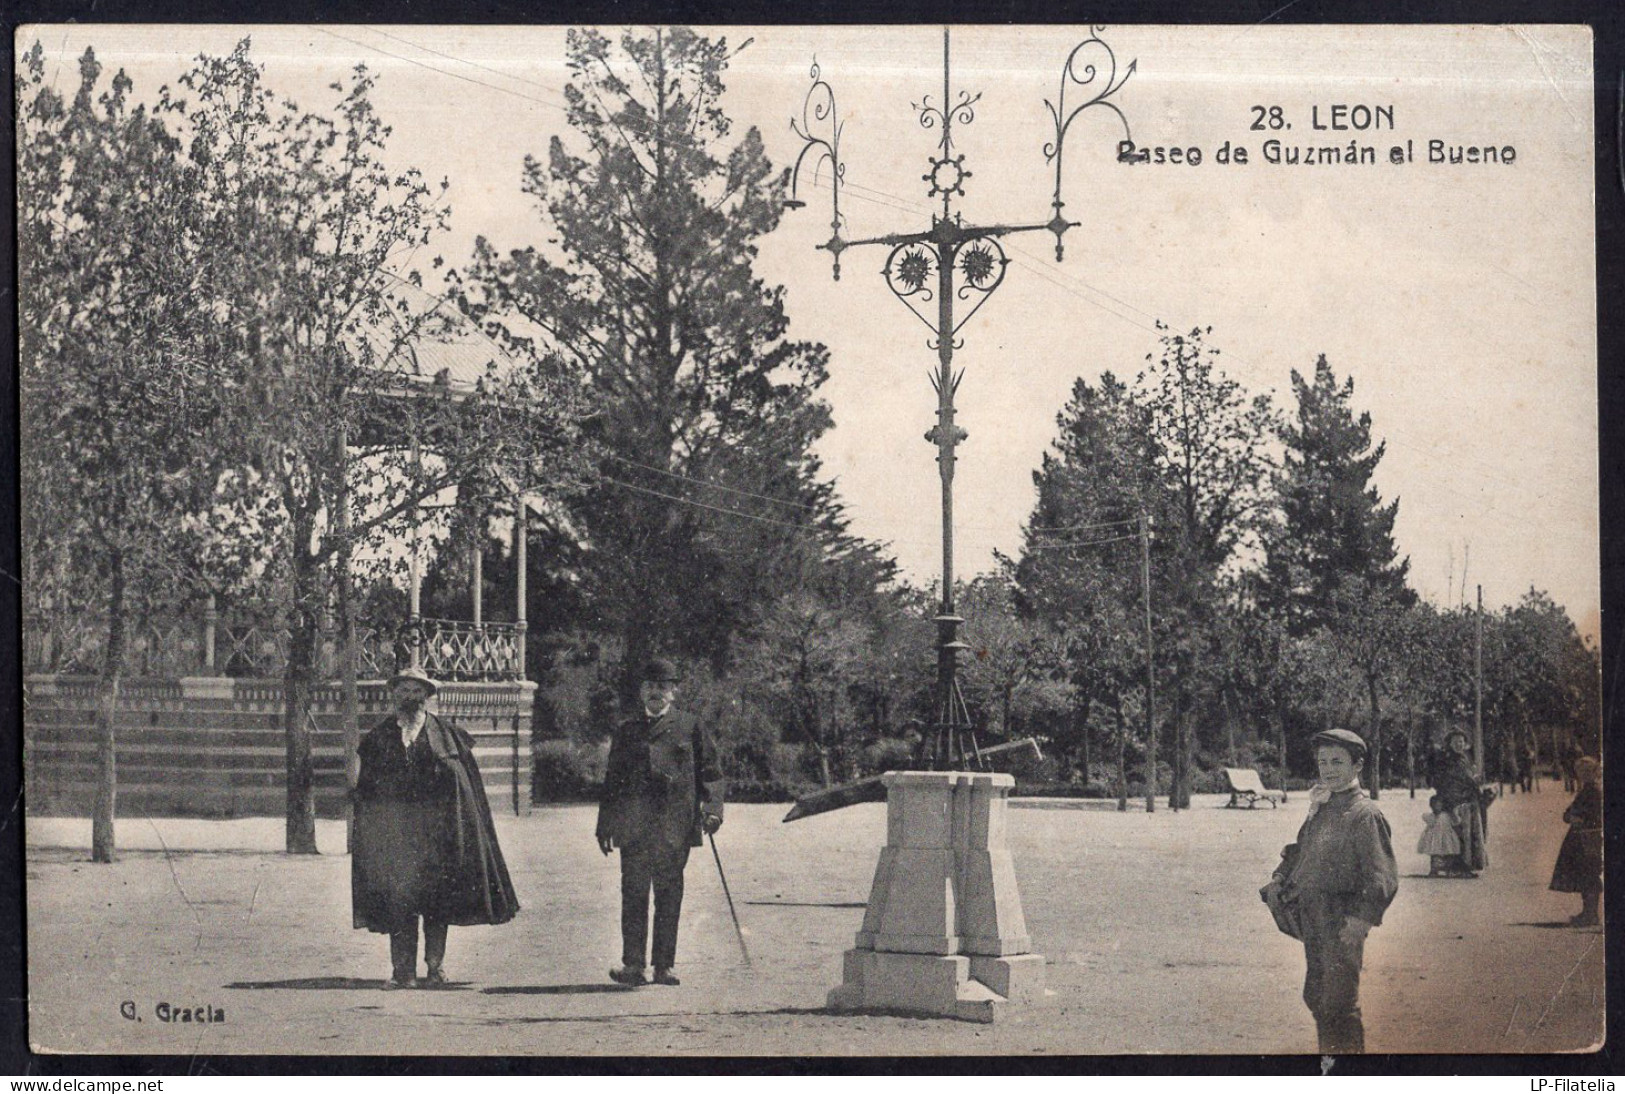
[389,667,439,696]
[641,658,682,684]
[1311,728,1367,760]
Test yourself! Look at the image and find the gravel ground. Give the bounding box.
[24,787,1604,1057]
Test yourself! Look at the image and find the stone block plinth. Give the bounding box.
[827,770,1045,1023]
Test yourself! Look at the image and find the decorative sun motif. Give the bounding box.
[959,242,999,288]
[895,248,933,292]
[925,154,970,200]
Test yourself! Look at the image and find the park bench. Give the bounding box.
[1223,767,1285,809]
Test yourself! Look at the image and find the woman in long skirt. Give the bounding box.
[1550,756,1602,927]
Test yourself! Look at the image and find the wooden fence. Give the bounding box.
[23,675,536,819]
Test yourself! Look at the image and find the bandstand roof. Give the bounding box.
[360,273,522,398]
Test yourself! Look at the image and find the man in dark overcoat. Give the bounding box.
[597,658,725,987]
[352,668,519,988]
[1262,728,1398,1054]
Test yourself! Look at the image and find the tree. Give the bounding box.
[1136,324,1278,570]
[1013,374,1171,802]
[958,574,1071,747]
[172,42,588,852]
[739,592,871,788]
[459,27,842,698]
[1324,576,1409,797]
[1263,354,1412,634]
[19,45,232,861]
[1132,325,1277,807]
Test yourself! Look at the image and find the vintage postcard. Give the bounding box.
[16,22,1602,1059]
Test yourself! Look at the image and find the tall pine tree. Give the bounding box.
[460,27,852,697]
[1264,354,1412,635]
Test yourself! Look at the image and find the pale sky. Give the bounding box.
[18,23,1600,638]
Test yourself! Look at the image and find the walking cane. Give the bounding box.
[708,831,752,966]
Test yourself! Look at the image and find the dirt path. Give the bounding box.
[24,787,1602,1056]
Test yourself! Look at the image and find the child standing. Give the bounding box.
[1417,794,1462,876]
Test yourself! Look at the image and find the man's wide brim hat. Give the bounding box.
[389,667,439,696]
[641,658,682,684]
[1311,728,1368,760]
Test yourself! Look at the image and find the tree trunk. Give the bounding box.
[92,546,128,864]
[336,429,360,854]
[1223,686,1237,767]
[1077,700,1091,785]
[1365,672,1382,801]
[338,556,359,854]
[284,561,321,855]
[1406,714,1416,798]
[1171,667,1191,810]
[1114,704,1128,812]
[1276,701,1290,803]
[620,583,658,710]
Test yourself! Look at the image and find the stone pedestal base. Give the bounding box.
[827,771,1045,1023]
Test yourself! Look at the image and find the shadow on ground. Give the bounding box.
[466,1006,831,1026]
[744,900,867,908]
[226,977,471,991]
[482,983,639,995]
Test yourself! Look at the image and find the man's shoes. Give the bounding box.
[1570,913,1600,927]
[609,965,649,987]
[653,968,681,986]
[423,966,447,986]
[383,974,416,990]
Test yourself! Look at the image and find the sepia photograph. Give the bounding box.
[12,17,1609,1062]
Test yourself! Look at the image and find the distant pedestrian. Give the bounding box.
[1432,729,1487,877]
[1561,740,1583,792]
[351,668,518,988]
[1417,795,1461,877]
[597,659,725,987]
[1550,756,1602,927]
[1261,728,1399,1055]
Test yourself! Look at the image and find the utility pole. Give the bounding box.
[1141,508,1155,813]
[1474,584,1484,781]
[788,26,1134,771]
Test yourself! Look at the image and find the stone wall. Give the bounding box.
[23,675,536,819]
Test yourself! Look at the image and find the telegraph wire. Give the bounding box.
[600,474,819,534]
[1025,531,1141,551]
[1028,515,1138,535]
[362,25,573,107]
[603,452,822,514]
[311,27,563,117]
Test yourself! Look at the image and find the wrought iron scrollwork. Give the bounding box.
[1044,26,1136,259]
[882,241,941,333]
[914,88,982,153]
[788,58,849,279]
[951,236,1010,335]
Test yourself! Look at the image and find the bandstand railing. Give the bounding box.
[23,612,525,682]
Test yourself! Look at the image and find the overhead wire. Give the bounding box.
[1028,515,1138,535]
[603,451,822,514]
[599,473,819,534]
[1025,531,1141,551]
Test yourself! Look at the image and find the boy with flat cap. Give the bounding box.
[597,658,725,987]
[1261,728,1398,1054]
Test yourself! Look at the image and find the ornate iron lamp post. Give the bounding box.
[788,26,1134,770]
